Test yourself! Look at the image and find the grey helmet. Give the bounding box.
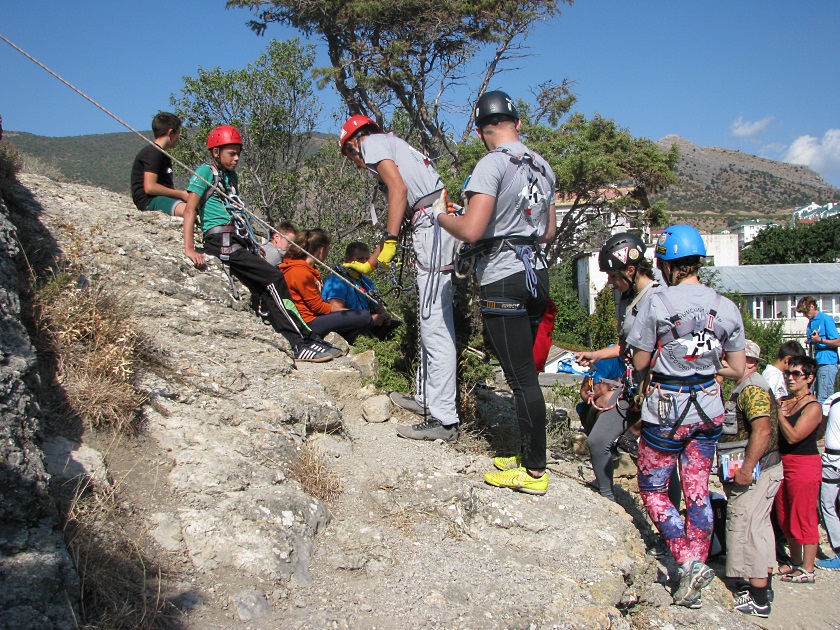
[474,90,519,126]
[260,242,283,267]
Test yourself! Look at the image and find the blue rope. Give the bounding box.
[514,245,539,298]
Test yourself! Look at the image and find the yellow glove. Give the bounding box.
[377,239,398,266]
[343,259,376,276]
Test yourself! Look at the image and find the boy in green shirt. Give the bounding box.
[182,125,339,363]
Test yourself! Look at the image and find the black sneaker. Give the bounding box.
[293,341,334,363]
[735,581,774,603]
[396,418,459,442]
[309,340,345,358]
[733,593,770,618]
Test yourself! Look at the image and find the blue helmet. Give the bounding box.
[654,224,706,260]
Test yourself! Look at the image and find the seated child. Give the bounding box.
[280,229,377,344]
[577,356,625,435]
[322,241,399,340]
[130,112,189,217]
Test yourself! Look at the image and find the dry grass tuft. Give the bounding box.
[34,272,146,432]
[287,441,343,508]
[0,141,23,183]
[21,152,66,181]
[63,482,175,629]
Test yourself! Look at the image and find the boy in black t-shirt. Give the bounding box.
[130,112,188,217]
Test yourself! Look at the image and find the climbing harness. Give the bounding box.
[635,287,732,447]
[0,35,391,313]
[456,236,543,298]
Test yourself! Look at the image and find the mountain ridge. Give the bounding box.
[653,134,840,222]
[5,129,839,226]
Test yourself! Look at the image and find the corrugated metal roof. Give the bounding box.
[710,263,840,295]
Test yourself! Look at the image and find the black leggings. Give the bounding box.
[309,309,373,344]
[204,233,312,348]
[481,269,549,471]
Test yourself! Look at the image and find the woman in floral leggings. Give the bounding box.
[627,225,746,608]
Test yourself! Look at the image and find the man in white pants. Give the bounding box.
[339,115,460,441]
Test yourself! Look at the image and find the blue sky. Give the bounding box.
[2,1,839,186]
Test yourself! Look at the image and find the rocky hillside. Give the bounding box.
[2,171,838,629]
[654,134,840,222]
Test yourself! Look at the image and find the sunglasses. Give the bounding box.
[783,370,807,379]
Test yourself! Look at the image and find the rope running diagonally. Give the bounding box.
[0,33,386,307]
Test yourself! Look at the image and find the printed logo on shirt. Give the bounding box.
[519,181,547,216]
[676,328,721,362]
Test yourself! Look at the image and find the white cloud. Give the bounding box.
[784,130,840,181]
[730,114,774,139]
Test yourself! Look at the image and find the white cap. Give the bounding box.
[744,340,761,360]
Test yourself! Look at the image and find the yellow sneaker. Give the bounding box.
[493,454,522,471]
[484,467,548,495]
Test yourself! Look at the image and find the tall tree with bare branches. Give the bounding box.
[226,0,570,165]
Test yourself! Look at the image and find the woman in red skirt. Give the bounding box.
[776,355,823,583]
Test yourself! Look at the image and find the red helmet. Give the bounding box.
[207,125,242,150]
[339,115,378,151]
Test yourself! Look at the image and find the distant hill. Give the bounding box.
[653,134,840,230]
[4,130,333,195]
[6,130,840,231]
[6,130,155,194]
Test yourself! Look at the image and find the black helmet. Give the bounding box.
[474,90,519,126]
[598,232,646,272]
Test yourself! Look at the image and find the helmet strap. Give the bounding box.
[343,133,367,159]
[618,268,635,298]
[658,259,676,287]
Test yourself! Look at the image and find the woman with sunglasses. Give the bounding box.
[775,355,822,583]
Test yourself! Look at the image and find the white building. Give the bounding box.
[729,219,776,247]
[711,263,840,338]
[793,202,840,223]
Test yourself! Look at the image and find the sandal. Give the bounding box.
[780,567,816,583]
[777,562,800,576]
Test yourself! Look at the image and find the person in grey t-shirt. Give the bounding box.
[339,115,460,442]
[435,90,556,495]
[627,224,746,608]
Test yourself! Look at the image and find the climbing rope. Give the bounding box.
[0,34,387,308]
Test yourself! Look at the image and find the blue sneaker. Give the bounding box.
[815,555,840,571]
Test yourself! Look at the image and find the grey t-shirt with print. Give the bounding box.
[361,133,442,210]
[361,132,456,269]
[627,283,745,426]
[463,141,556,286]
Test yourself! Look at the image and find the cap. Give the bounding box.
[744,340,761,360]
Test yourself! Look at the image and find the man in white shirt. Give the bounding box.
[762,340,806,400]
